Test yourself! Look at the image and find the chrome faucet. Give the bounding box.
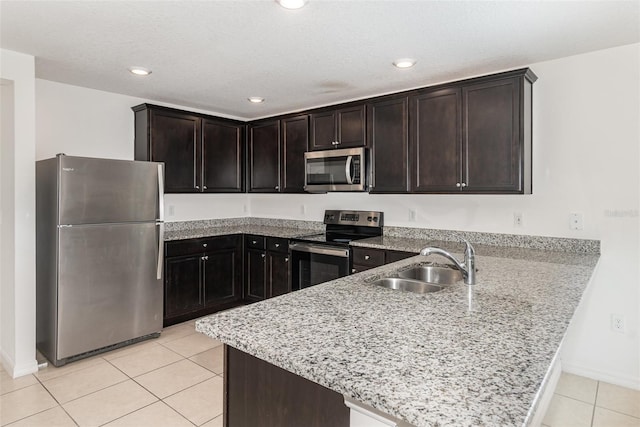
[419,241,476,285]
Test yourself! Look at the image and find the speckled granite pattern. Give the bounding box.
[164,217,323,241]
[196,251,599,427]
[384,226,600,254]
[353,236,600,266]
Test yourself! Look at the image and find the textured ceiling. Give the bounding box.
[1,1,638,120]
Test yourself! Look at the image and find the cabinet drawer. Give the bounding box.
[267,237,288,253]
[386,250,416,263]
[351,264,372,274]
[351,247,385,267]
[166,235,239,257]
[245,235,266,250]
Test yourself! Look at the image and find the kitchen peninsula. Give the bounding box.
[192,218,600,427]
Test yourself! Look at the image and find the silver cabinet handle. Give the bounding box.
[195,185,200,189]
[252,240,257,244]
[284,257,289,263]
[364,255,370,260]
[261,253,266,259]
[201,255,209,261]
[203,243,207,247]
[351,268,356,273]
[461,183,467,188]
[456,183,461,188]
[275,185,279,190]
[274,243,280,248]
[203,185,207,190]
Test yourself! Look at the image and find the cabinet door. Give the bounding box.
[310,111,337,150]
[249,121,281,192]
[368,97,409,193]
[281,115,309,193]
[202,119,244,192]
[463,77,521,193]
[336,105,366,148]
[410,88,462,193]
[245,249,267,302]
[149,109,200,193]
[268,252,290,298]
[165,255,203,319]
[202,247,242,307]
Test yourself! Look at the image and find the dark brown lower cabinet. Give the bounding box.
[164,236,243,326]
[244,235,290,303]
[225,345,349,427]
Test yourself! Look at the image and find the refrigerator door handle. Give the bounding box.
[157,222,165,280]
[157,164,164,221]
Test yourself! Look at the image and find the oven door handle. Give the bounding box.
[290,242,350,258]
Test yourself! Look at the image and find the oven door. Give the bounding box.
[289,242,350,290]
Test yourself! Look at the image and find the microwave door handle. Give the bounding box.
[345,155,354,185]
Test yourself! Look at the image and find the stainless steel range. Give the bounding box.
[289,210,383,290]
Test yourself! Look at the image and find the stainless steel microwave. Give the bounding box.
[304,147,367,192]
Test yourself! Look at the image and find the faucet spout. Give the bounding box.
[419,241,476,285]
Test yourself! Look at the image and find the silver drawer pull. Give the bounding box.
[203,243,207,247]
[364,255,370,260]
[274,243,280,248]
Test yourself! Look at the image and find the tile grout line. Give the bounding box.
[7,372,81,427]
[590,381,599,427]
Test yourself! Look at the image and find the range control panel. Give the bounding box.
[324,210,383,227]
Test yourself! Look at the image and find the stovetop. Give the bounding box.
[294,210,384,246]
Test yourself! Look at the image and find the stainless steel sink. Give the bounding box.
[373,277,444,294]
[397,265,463,285]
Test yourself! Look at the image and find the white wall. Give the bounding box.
[34,44,639,387]
[0,49,38,378]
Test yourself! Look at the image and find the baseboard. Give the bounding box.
[0,347,38,379]
[562,361,640,391]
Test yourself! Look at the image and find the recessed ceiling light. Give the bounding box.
[248,97,265,104]
[393,59,416,69]
[129,67,152,76]
[277,0,307,10]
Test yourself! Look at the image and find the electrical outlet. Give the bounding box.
[570,213,584,230]
[409,209,417,222]
[514,212,523,227]
[611,314,625,333]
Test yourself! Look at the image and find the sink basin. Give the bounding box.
[373,277,443,294]
[397,265,463,285]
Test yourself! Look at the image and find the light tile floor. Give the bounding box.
[1,318,638,426]
[0,319,224,427]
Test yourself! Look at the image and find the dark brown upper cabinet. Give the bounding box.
[281,115,309,192]
[310,104,366,150]
[463,76,531,193]
[248,115,308,193]
[133,104,245,193]
[249,120,281,192]
[367,96,409,193]
[410,87,462,193]
[410,69,536,194]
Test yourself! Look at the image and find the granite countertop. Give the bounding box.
[196,245,599,426]
[164,224,321,241]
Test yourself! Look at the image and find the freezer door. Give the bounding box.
[58,156,163,225]
[57,222,163,360]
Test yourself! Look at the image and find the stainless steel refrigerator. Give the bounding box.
[36,154,164,366]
